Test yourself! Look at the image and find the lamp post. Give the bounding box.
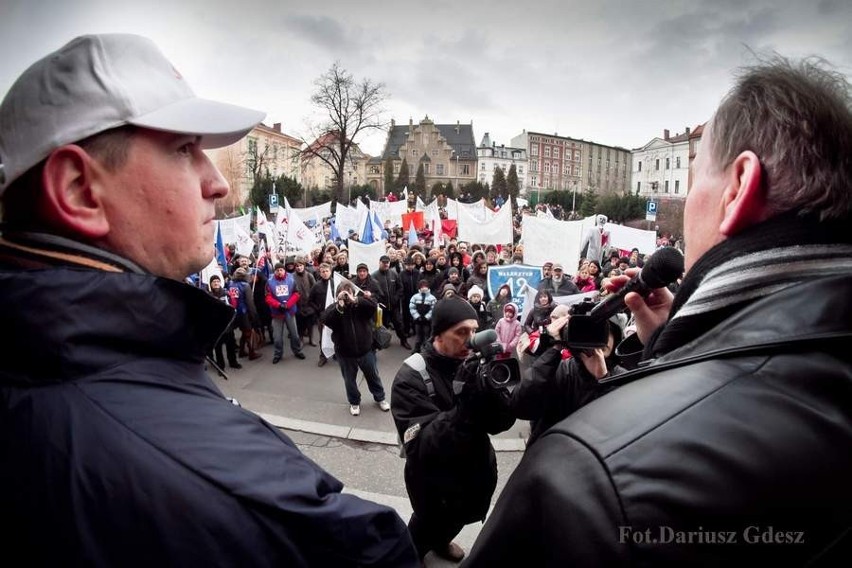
[571,181,577,217]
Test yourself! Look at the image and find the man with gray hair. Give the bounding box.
[468,56,852,566]
[0,34,416,566]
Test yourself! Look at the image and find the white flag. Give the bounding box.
[234,224,254,257]
[286,209,318,254]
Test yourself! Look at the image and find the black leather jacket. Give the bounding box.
[466,275,852,566]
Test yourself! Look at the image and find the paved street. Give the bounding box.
[209,338,529,566]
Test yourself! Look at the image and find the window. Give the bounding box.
[666,157,670,169]
[675,180,680,194]
[638,161,642,172]
[518,166,524,174]
[665,180,669,193]
[544,161,551,173]
[461,164,470,175]
[676,156,681,168]
[531,176,537,187]
[553,148,560,159]
[481,162,486,170]
[424,164,430,175]
[394,163,400,173]
[436,164,444,175]
[655,159,660,170]
[544,147,551,158]
[531,146,539,156]
[637,181,641,193]
[369,165,380,174]
[411,149,418,156]
[575,166,581,177]
[531,161,538,172]
[432,149,439,156]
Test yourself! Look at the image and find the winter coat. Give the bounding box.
[494,316,522,354]
[320,295,377,358]
[0,239,417,567]
[264,273,299,318]
[467,274,852,567]
[390,343,515,525]
[292,270,316,316]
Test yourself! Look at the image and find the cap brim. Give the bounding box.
[129,97,265,149]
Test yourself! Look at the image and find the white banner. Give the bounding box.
[521,215,584,270]
[459,199,487,222]
[321,272,349,359]
[284,196,333,223]
[456,201,513,245]
[422,198,440,225]
[444,197,459,220]
[369,199,408,226]
[520,288,596,333]
[346,238,386,274]
[200,256,224,289]
[215,212,251,245]
[605,223,658,255]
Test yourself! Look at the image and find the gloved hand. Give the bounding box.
[285,292,300,310]
[454,357,512,431]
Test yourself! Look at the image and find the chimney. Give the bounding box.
[390,118,395,127]
[273,122,282,133]
[663,129,670,140]
[685,126,691,135]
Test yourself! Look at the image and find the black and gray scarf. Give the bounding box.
[645,213,852,359]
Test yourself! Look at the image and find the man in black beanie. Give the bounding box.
[391,297,515,562]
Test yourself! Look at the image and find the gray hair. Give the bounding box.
[711,55,852,220]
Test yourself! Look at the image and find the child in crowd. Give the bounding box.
[494,303,522,356]
[467,285,493,330]
[409,279,437,353]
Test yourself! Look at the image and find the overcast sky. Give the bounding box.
[2,0,850,156]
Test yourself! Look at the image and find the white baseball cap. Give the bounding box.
[0,33,265,193]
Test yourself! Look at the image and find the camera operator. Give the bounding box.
[391,297,515,562]
[320,281,391,416]
[511,310,625,447]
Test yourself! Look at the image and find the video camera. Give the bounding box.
[466,329,521,390]
[559,297,610,350]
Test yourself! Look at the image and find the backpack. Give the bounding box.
[397,352,434,458]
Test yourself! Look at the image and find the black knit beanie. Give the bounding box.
[431,297,478,337]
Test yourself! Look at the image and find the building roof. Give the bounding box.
[382,122,476,160]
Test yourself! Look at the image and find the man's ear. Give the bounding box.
[40,146,110,238]
[719,150,767,237]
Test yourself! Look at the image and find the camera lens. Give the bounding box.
[490,363,511,386]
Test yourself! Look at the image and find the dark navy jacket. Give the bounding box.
[0,255,417,567]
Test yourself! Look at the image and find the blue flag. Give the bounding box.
[215,222,227,271]
[408,221,418,247]
[372,211,388,241]
[360,212,374,244]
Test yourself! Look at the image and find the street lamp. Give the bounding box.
[571,181,577,217]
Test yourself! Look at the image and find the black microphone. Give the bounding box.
[466,328,499,351]
[588,247,684,321]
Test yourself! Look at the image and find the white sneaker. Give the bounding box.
[349,405,360,416]
[377,400,391,412]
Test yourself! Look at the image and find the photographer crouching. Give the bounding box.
[391,297,516,562]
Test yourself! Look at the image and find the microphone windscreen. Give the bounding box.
[640,247,684,288]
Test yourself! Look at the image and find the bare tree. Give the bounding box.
[303,62,388,203]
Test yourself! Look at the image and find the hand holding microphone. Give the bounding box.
[595,247,683,345]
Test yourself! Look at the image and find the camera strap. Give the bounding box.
[403,353,434,398]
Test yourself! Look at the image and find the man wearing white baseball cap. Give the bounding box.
[0,34,417,566]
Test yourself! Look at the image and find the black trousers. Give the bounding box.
[408,512,465,559]
[211,327,238,367]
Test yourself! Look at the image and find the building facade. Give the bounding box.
[301,132,369,193]
[631,125,704,199]
[476,132,527,191]
[366,117,477,196]
[510,130,630,200]
[207,122,302,210]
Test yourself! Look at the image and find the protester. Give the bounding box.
[467,55,852,566]
[466,284,492,330]
[373,255,412,350]
[208,274,241,370]
[292,256,318,346]
[229,267,262,361]
[264,262,306,363]
[0,33,416,566]
[486,283,512,324]
[391,298,515,561]
[308,263,335,367]
[537,262,580,296]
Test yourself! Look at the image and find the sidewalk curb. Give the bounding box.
[257,411,527,452]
